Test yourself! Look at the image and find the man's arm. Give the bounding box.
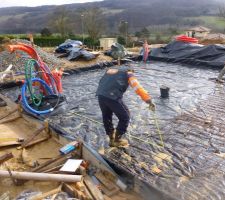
[127,72,151,102]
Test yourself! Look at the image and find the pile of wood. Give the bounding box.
[0,134,123,200]
[0,97,128,200]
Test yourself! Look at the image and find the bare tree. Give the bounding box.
[218,4,225,19]
[49,6,71,37]
[118,20,128,37]
[82,7,106,41]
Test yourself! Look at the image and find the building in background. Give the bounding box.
[185,26,211,38]
[99,38,117,50]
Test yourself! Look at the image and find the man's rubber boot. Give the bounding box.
[112,131,129,147]
[216,78,225,83]
[108,131,115,147]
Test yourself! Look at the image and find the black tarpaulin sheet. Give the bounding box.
[150,41,225,69]
[67,48,95,61]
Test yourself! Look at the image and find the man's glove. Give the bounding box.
[146,99,156,112]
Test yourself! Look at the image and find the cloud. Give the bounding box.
[0,0,102,8]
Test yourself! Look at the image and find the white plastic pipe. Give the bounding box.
[0,170,82,182]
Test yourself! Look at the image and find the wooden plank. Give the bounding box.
[32,185,61,200]
[75,181,85,192]
[0,107,17,121]
[62,183,76,198]
[36,155,71,173]
[42,164,64,173]
[21,126,46,148]
[0,115,20,124]
[22,135,50,148]
[83,184,94,200]
[32,154,64,172]
[0,137,23,142]
[0,153,13,164]
[75,188,84,199]
[95,172,115,191]
[0,141,21,147]
[101,184,120,197]
[84,176,104,200]
[103,195,113,200]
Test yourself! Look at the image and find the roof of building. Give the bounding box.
[186,26,211,32]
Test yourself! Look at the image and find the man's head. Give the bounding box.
[127,66,134,73]
[118,65,134,73]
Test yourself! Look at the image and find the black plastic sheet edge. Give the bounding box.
[0,80,23,90]
[63,60,118,75]
[149,56,224,70]
[103,156,178,200]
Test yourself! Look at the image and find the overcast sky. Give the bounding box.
[0,0,102,8]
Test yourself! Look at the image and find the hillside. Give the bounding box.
[0,0,224,34]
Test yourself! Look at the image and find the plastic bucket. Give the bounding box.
[160,85,170,98]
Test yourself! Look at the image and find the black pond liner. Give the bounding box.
[149,41,225,69]
[2,60,223,200]
[47,119,177,200]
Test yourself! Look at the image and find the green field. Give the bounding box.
[185,16,225,31]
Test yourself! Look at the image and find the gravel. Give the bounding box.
[0,39,64,73]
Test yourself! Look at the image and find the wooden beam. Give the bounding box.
[21,126,46,148]
[0,107,17,121]
[0,153,13,164]
[95,173,115,191]
[62,183,76,198]
[0,141,21,148]
[32,185,62,200]
[22,135,50,148]
[32,154,68,172]
[34,155,71,173]
[84,176,104,200]
[0,115,21,124]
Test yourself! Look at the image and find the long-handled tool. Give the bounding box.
[149,104,164,147]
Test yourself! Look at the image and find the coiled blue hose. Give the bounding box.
[21,78,54,115]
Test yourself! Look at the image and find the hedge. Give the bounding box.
[0,35,100,48]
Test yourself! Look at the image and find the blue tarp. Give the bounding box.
[55,40,95,61]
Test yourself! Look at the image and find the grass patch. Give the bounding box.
[185,16,225,31]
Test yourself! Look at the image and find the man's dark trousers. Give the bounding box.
[98,95,130,136]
